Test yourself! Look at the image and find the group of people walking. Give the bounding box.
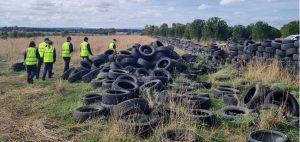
[24,37,117,84]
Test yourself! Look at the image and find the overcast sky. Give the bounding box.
[0,0,298,28]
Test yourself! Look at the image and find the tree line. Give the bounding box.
[143,17,299,41]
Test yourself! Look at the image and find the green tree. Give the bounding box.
[280,20,299,37]
[190,19,205,41]
[153,26,159,36]
[159,23,168,37]
[174,23,185,38]
[202,17,229,41]
[108,28,116,35]
[252,21,272,40]
[245,24,254,39]
[183,23,192,39]
[61,30,69,37]
[232,24,247,39]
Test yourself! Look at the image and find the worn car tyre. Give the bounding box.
[112,98,150,119]
[90,79,103,89]
[213,86,240,98]
[81,93,102,104]
[217,106,247,121]
[186,109,216,126]
[137,58,153,69]
[82,68,102,83]
[159,129,201,142]
[138,45,156,59]
[108,69,129,79]
[68,69,90,83]
[246,130,289,142]
[12,62,26,72]
[72,106,107,122]
[240,84,269,109]
[112,79,139,96]
[223,94,238,106]
[61,67,75,80]
[183,96,211,110]
[102,89,132,105]
[140,79,165,93]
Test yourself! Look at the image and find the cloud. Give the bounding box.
[168,7,175,11]
[220,0,243,6]
[198,4,210,10]
[233,11,241,15]
[251,16,280,21]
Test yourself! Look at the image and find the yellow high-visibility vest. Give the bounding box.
[25,47,38,65]
[38,42,47,57]
[80,41,89,57]
[44,46,55,63]
[62,42,71,57]
[108,42,115,49]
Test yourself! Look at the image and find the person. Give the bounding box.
[61,36,73,72]
[42,41,56,80]
[80,37,93,59]
[108,39,117,50]
[36,38,49,79]
[24,41,40,84]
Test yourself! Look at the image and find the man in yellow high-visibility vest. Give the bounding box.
[80,37,93,59]
[42,41,56,80]
[62,36,73,72]
[24,41,40,84]
[36,38,49,79]
[108,39,117,50]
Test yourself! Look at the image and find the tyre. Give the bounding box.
[261,40,271,47]
[286,48,297,56]
[82,68,102,83]
[68,69,90,83]
[140,75,170,85]
[104,49,115,56]
[152,40,164,48]
[119,57,136,67]
[264,90,299,116]
[72,106,107,122]
[135,68,150,77]
[271,40,282,49]
[159,129,201,142]
[137,58,153,69]
[90,79,103,89]
[223,94,238,106]
[192,81,212,89]
[240,84,269,109]
[138,45,155,59]
[213,87,240,98]
[110,62,123,70]
[102,89,132,105]
[80,58,92,69]
[217,106,247,121]
[12,62,25,72]
[61,67,75,80]
[151,69,172,82]
[185,92,209,98]
[292,54,299,61]
[97,67,110,79]
[130,48,140,58]
[155,57,174,71]
[168,82,193,93]
[140,79,165,93]
[100,79,113,89]
[182,96,211,109]
[246,130,289,142]
[81,93,102,104]
[294,40,299,48]
[108,69,128,79]
[118,113,160,137]
[93,54,108,67]
[112,79,139,96]
[264,47,275,53]
[116,74,138,84]
[186,109,216,126]
[275,49,285,57]
[257,46,265,52]
[281,43,294,51]
[112,98,150,119]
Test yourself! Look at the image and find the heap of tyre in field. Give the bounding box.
[227,40,299,72]
[63,41,298,142]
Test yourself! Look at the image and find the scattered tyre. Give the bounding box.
[112,79,139,96]
[240,84,269,109]
[81,93,102,104]
[112,98,150,119]
[140,79,165,93]
[68,69,90,83]
[223,94,238,106]
[72,106,107,122]
[159,129,201,142]
[182,96,211,109]
[82,68,102,83]
[61,67,75,80]
[247,130,289,142]
[102,89,132,105]
[217,106,247,121]
[186,109,216,126]
[12,62,25,72]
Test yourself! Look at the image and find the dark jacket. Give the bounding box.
[24,47,41,62]
[69,42,74,53]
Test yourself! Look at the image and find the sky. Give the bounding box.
[0,0,298,28]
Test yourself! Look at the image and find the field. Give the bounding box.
[0,35,299,142]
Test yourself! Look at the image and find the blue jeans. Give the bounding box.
[63,57,71,72]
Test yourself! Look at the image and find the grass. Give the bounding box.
[0,36,299,142]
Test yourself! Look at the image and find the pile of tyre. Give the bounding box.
[227,40,299,72]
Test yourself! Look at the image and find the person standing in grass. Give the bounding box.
[36,38,49,79]
[42,41,56,80]
[24,41,40,84]
[108,39,117,50]
[80,37,93,60]
[62,36,73,72]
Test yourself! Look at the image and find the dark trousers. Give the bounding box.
[42,63,53,79]
[63,57,71,72]
[26,65,36,83]
[36,59,43,78]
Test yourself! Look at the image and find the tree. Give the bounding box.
[280,20,299,37]
[202,17,229,41]
[174,23,185,38]
[108,28,116,35]
[190,19,205,41]
[270,27,281,39]
[232,24,247,39]
[61,30,69,37]
[159,23,168,37]
[183,23,192,39]
[245,24,254,39]
[252,21,272,41]
[153,26,159,36]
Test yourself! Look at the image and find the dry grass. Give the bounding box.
[0,35,154,63]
